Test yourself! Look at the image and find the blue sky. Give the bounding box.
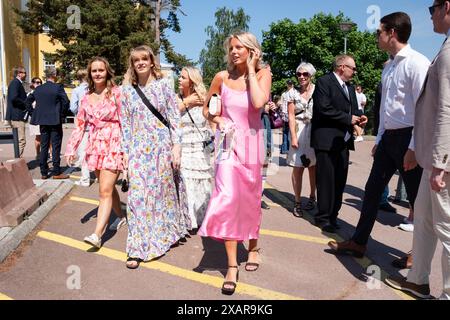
[163,0,444,64]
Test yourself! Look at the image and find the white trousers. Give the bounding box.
[407,169,450,300]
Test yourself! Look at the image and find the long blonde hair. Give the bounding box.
[181,66,207,101]
[123,45,163,86]
[87,57,116,97]
[224,31,264,73]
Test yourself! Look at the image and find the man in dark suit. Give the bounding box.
[5,66,28,157]
[311,54,367,233]
[26,67,70,179]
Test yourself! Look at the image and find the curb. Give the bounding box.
[0,181,74,263]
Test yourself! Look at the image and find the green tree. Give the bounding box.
[199,7,250,86]
[135,0,192,70]
[15,0,191,83]
[262,13,388,134]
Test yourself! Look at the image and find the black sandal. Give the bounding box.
[293,202,303,218]
[304,198,316,211]
[126,257,142,269]
[221,266,239,295]
[245,248,261,272]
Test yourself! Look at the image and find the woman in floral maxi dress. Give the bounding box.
[121,45,191,269]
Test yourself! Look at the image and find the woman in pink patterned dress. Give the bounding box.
[199,32,272,295]
[65,57,126,248]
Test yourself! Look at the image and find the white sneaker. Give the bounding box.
[74,180,90,187]
[84,233,101,248]
[109,217,128,231]
[403,217,413,224]
[355,136,364,142]
[399,223,414,232]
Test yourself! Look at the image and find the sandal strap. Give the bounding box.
[245,262,259,267]
[228,265,238,268]
[249,248,261,253]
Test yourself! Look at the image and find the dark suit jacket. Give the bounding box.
[26,81,70,126]
[5,78,27,121]
[311,73,362,152]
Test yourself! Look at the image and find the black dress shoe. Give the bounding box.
[261,201,270,210]
[379,202,397,213]
[321,223,337,233]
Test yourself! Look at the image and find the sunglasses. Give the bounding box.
[429,3,445,15]
[342,64,357,72]
[296,72,310,78]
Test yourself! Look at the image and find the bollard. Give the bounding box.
[0,158,48,226]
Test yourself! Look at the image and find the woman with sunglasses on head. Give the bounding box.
[199,32,272,295]
[65,57,127,249]
[287,62,317,218]
[177,66,214,233]
[28,77,43,160]
[121,45,191,269]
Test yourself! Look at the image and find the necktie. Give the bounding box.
[342,83,349,99]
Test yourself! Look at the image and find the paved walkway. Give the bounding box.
[0,125,444,300]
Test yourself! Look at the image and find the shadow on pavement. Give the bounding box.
[193,237,248,277]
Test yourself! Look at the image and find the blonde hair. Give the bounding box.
[123,45,163,86]
[76,69,88,82]
[181,66,207,101]
[224,31,264,72]
[87,57,116,97]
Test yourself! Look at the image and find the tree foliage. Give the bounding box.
[199,7,250,86]
[262,13,388,134]
[15,0,191,83]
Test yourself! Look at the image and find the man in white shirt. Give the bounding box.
[69,69,90,187]
[354,85,367,141]
[329,12,429,257]
[386,0,450,300]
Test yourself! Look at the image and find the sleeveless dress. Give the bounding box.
[198,81,265,241]
[180,106,214,229]
[287,87,316,168]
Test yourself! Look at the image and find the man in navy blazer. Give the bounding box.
[311,54,367,233]
[5,66,27,157]
[26,67,70,179]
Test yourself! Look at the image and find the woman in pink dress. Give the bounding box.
[199,32,272,295]
[65,57,126,248]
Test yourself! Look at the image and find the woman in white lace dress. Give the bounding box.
[177,67,214,231]
[287,62,317,218]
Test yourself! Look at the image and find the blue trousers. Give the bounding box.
[280,121,290,154]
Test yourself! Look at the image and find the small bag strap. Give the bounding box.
[133,85,170,129]
[185,103,207,140]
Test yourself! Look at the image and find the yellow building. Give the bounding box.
[1,0,64,121]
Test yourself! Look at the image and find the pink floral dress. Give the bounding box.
[65,87,123,171]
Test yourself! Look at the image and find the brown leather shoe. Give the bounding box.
[41,175,49,180]
[392,253,412,269]
[52,173,69,180]
[385,276,431,299]
[328,240,366,258]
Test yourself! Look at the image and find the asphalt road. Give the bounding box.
[0,126,444,301]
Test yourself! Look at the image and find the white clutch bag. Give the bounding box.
[208,94,222,116]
